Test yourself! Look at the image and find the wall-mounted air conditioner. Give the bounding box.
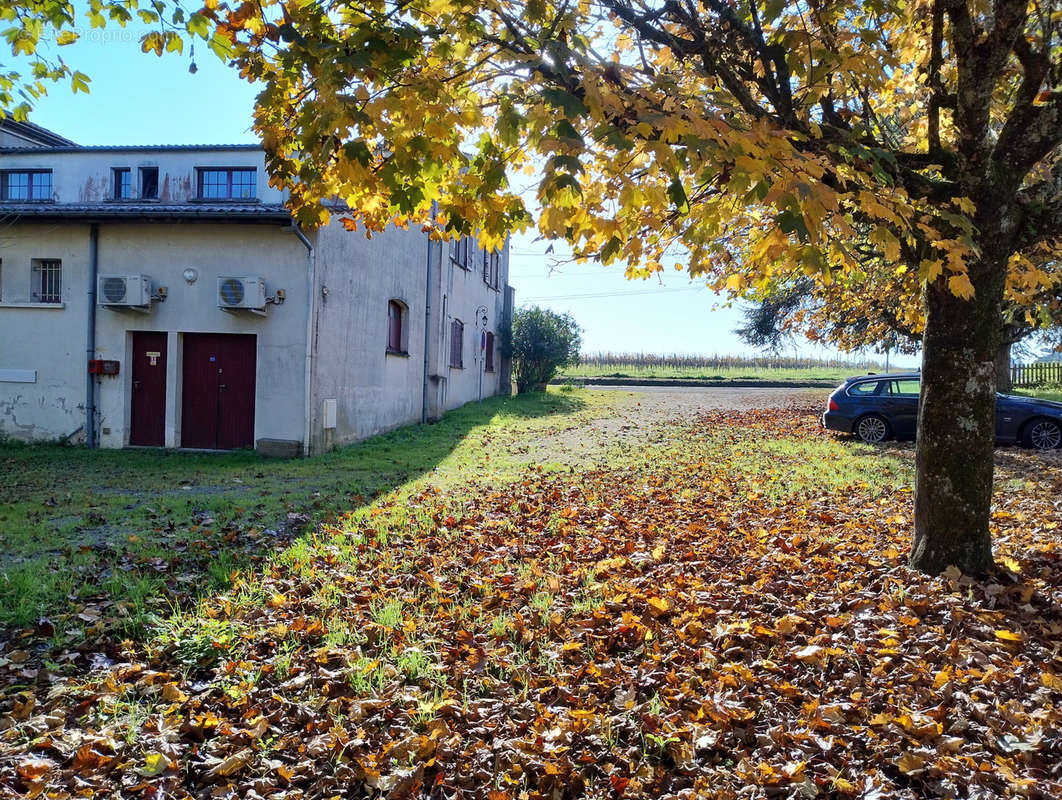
[98,274,153,309]
[217,276,267,312]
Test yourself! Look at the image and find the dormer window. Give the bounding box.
[197,167,256,200]
[1,170,51,201]
[113,168,132,200]
[140,167,159,200]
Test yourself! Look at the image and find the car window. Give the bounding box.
[893,379,920,397]
[848,380,885,396]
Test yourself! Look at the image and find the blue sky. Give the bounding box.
[17,29,887,361]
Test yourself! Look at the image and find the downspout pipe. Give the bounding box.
[421,202,437,424]
[86,224,99,448]
[289,224,315,456]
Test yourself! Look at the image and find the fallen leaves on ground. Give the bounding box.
[1,405,1060,798]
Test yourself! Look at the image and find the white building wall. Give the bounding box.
[2,147,283,204]
[431,238,511,416]
[308,223,430,450]
[0,224,90,441]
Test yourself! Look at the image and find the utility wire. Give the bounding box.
[520,286,706,301]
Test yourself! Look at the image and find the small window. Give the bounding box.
[485,331,495,372]
[140,167,159,200]
[387,299,408,354]
[893,379,920,397]
[2,170,51,201]
[31,259,62,303]
[197,167,256,200]
[113,168,132,200]
[847,380,885,397]
[449,319,464,368]
[482,248,490,283]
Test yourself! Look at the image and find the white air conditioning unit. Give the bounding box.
[98,274,152,308]
[217,276,267,311]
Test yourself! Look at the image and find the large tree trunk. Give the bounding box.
[995,342,1013,393]
[910,256,1006,575]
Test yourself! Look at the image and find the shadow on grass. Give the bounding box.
[0,390,587,644]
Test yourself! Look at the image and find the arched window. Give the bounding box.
[387,299,408,354]
[449,319,464,368]
[485,331,495,372]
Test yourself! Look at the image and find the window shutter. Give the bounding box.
[450,320,463,367]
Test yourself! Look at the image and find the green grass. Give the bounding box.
[0,389,616,637]
[1014,384,1062,403]
[0,386,913,647]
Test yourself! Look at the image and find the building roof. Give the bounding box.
[0,202,292,224]
[0,143,261,155]
[0,116,77,148]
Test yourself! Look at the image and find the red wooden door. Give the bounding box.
[129,331,167,446]
[216,335,257,450]
[181,333,257,449]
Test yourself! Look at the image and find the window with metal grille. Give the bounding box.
[2,170,51,201]
[197,167,256,200]
[32,259,62,303]
[140,167,159,199]
[482,248,490,283]
[113,168,132,200]
[449,319,464,368]
[485,331,495,372]
[387,299,407,353]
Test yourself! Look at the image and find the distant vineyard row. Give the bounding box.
[573,352,884,371]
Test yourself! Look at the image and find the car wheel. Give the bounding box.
[855,414,890,444]
[1022,418,1062,450]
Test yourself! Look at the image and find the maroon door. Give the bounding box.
[129,331,168,446]
[180,333,257,449]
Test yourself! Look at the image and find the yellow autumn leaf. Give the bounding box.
[136,752,171,777]
[948,273,975,299]
[647,596,670,616]
[994,629,1023,643]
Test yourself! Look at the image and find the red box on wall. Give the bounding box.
[88,359,120,376]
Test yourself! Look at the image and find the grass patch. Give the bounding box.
[0,389,614,638]
[1014,383,1062,403]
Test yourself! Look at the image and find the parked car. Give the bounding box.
[821,372,1062,449]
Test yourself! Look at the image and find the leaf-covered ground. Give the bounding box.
[2,394,1061,798]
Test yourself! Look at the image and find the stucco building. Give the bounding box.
[0,119,513,455]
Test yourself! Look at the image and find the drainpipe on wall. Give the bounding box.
[289,224,315,457]
[421,202,437,424]
[85,224,99,448]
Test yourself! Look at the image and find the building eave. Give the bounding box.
[0,202,293,224]
[0,143,261,155]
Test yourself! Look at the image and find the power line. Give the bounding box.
[520,286,706,301]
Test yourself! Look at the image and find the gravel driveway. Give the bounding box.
[519,386,827,470]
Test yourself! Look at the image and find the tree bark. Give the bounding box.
[910,255,1006,575]
[995,342,1013,392]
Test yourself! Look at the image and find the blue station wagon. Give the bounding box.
[822,372,1062,449]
